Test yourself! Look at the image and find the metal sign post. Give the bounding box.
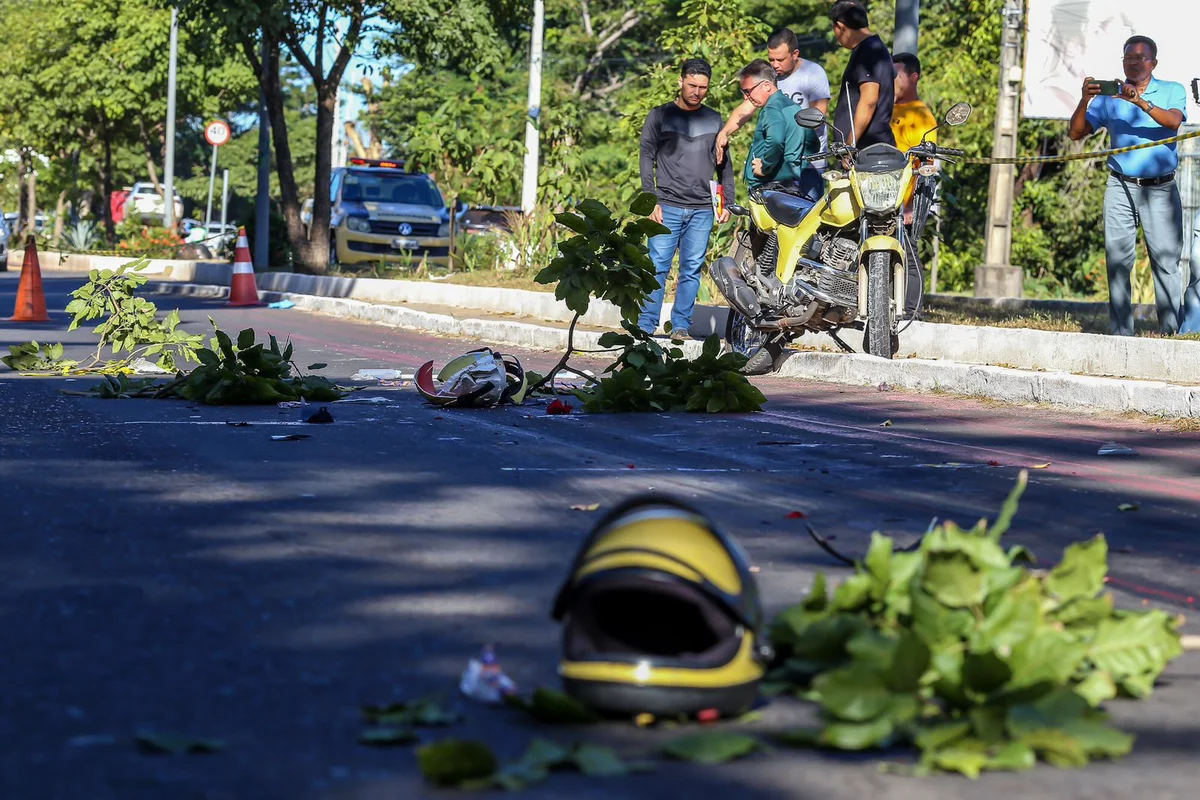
[203,120,231,231]
[220,168,230,238]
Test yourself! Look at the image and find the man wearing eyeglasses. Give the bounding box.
[1069,35,1187,336]
[738,60,821,195]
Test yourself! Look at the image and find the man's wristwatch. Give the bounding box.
[1142,99,1156,113]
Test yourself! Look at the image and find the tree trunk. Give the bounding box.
[138,117,164,196]
[100,134,115,240]
[243,36,308,272]
[304,79,340,275]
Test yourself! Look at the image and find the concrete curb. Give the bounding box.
[148,282,1200,418]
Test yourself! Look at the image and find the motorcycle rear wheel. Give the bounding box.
[726,310,781,376]
[865,251,894,359]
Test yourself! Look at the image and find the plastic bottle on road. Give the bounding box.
[459,645,518,704]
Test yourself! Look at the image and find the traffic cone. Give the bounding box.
[228,227,261,307]
[9,236,50,322]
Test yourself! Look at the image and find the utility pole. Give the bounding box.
[521,0,545,215]
[255,39,271,270]
[894,0,920,56]
[163,5,179,229]
[977,0,1024,298]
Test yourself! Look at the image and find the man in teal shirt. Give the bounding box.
[738,59,822,199]
[1068,35,1187,336]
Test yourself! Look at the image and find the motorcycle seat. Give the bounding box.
[762,190,815,227]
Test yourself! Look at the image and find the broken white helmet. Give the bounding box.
[415,348,529,408]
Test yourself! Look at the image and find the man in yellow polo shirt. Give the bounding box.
[891,52,938,316]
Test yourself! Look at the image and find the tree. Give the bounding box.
[187,0,520,273]
[0,0,255,240]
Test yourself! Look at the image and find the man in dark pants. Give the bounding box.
[639,58,735,338]
[1069,35,1187,335]
[829,1,896,148]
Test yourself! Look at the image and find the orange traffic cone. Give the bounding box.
[9,236,50,322]
[228,227,261,307]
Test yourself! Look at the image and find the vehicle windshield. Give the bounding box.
[342,171,444,207]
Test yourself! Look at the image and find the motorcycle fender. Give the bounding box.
[859,236,904,257]
[749,202,776,233]
[857,237,905,315]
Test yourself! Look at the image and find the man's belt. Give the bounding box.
[1109,169,1175,187]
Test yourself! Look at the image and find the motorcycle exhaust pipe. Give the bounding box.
[709,256,761,319]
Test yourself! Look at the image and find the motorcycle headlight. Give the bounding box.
[857,171,904,213]
[438,222,451,237]
[346,216,371,233]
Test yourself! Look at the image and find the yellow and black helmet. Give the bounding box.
[551,495,771,718]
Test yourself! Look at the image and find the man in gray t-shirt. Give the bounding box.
[717,27,831,196]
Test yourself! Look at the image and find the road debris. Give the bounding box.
[351,369,409,381]
[1098,442,1138,456]
[546,399,573,415]
[267,299,296,309]
[304,407,335,424]
[331,396,393,404]
[271,434,311,442]
[459,646,518,704]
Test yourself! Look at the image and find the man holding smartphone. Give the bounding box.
[1069,35,1187,336]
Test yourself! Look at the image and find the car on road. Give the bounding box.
[302,158,458,267]
[3,211,48,243]
[125,182,185,225]
[0,207,7,262]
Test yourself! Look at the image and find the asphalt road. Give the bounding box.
[2,273,1199,799]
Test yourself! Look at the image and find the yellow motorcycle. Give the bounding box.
[712,102,972,372]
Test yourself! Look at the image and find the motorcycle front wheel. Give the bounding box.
[726,310,780,376]
[865,250,895,359]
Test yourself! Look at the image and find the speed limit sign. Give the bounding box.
[204,120,231,147]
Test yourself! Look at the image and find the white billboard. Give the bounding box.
[1023,0,1200,121]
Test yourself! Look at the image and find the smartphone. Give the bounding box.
[1096,79,1123,96]
[1192,78,1199,105]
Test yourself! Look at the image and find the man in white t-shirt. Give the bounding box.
[716,27,831,198]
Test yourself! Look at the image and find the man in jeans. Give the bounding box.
[638,58,734,337]
[1182,210,1200,335]
[1069,35,1187,335]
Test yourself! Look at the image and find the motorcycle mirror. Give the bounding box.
[793,108,827,130]
[944,102,972,127]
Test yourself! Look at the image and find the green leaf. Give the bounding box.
[135,732,225,755]
[927,738,989,779]
[1004,629,1088,693]
[963,650,1013,695]
[571,743,632,777]
[527,687,600,724]
[629,191,658,216]
[888,632,931,692]
[988,470,1028,540]
[1046,535,1108,602]
[663,731,761,764]
[803,573,828,611]
[832,574,875,611]
[915,720,970,752]
[417,740,498,786]
[863,532,893,587]
[361,698,462,727]
[812,664,894,722]
[974,580,1043,652]
[357,727,418,746]
[555,212,590,234]
[1087,610,1181,681]
[1073,670,1118,707]
[922,553,986,608]
[819,717,894,750]
[236,328,256,351]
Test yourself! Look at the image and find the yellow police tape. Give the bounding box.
[963,127,1200,166]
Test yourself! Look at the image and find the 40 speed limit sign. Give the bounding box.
[204,120,231,147]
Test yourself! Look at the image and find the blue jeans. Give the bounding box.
[639,204,715,335]
[1103,175,1183,336]
[1180,209,1200,334]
